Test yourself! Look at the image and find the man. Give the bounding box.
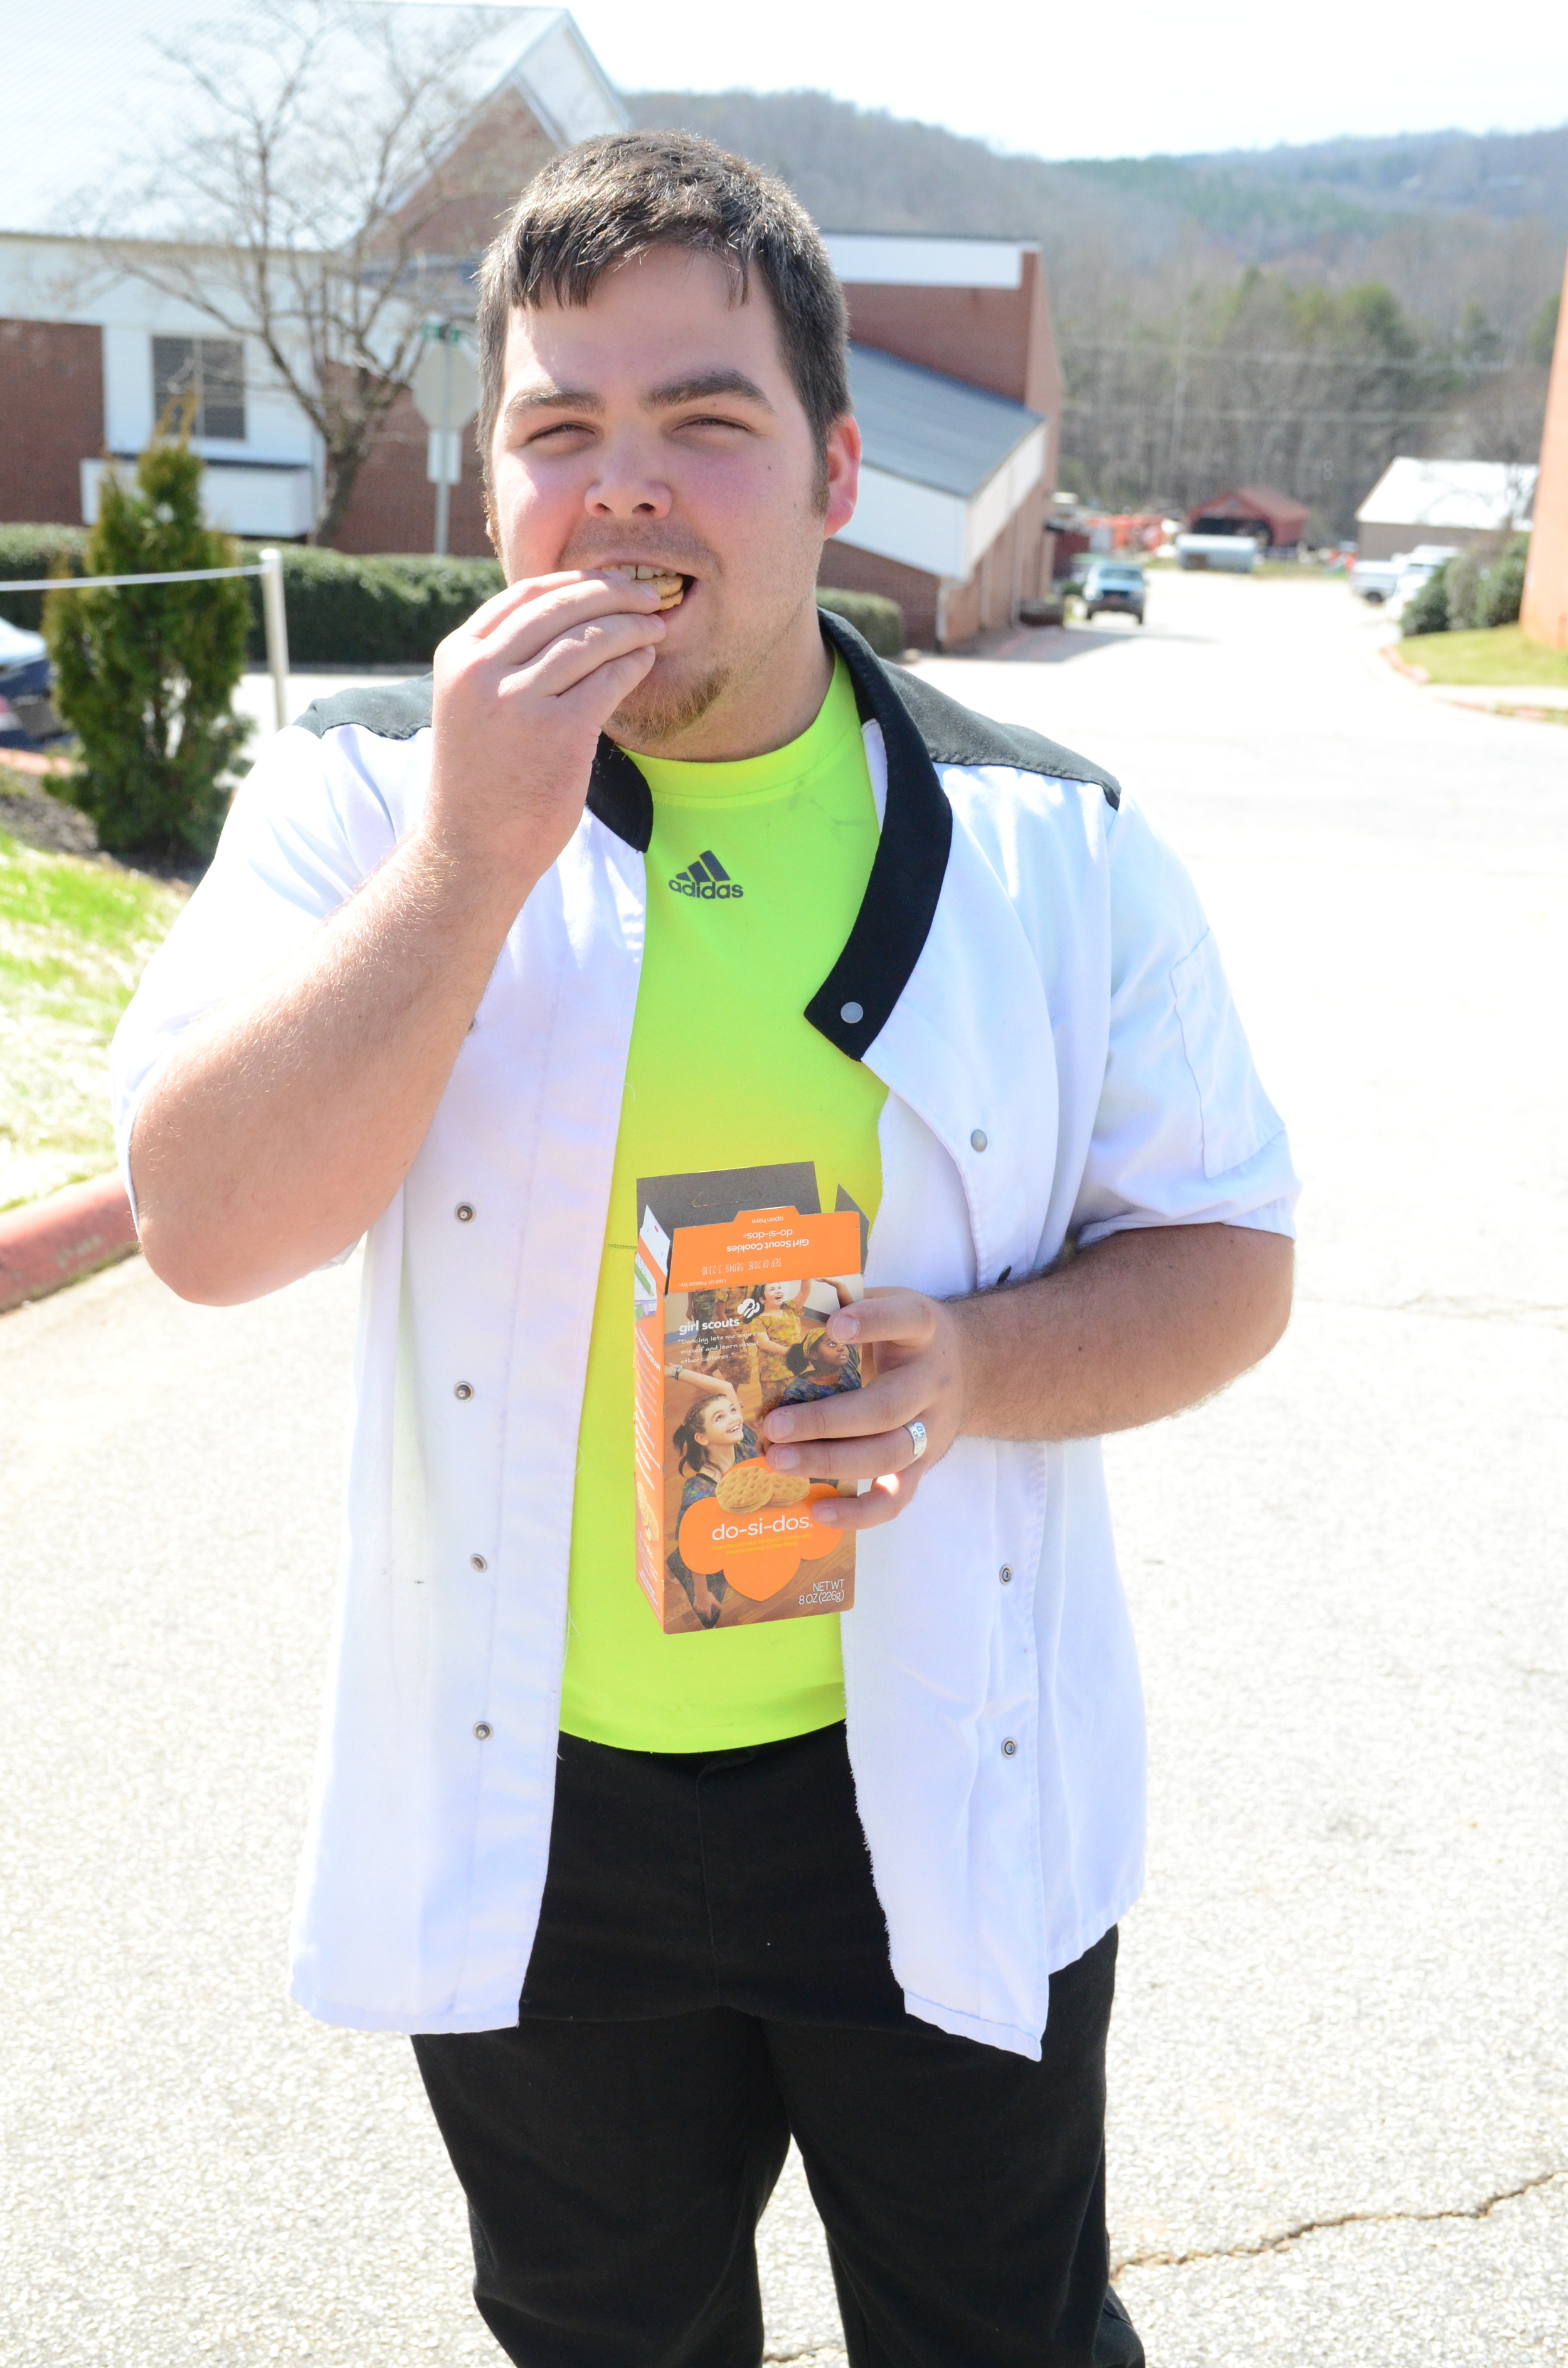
[113,134,1297,2368]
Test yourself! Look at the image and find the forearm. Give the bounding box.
[131,832,534,1305]
[951,1221,1294,1442]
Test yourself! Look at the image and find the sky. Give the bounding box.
[564,0,1568,160]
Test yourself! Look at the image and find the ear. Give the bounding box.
[822,413,861,541]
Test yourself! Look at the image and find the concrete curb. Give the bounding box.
[0,1171,139,1314]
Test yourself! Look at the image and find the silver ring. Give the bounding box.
[905,1420,928,1462]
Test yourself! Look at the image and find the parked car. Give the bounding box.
[0,618,66,749]
[1081,560,1147,623]
[1350,544,1456,605]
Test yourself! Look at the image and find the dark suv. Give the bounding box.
[1081,561,1147,625]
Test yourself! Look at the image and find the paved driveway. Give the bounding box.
[4,573,1564,2365]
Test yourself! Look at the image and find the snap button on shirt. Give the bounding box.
[455,1203,474,1222]
[473,1723,492,1741]
[453,1382,474,1401]
[840,1000,864,1024]
[971,1128,988,1152]
[1002,1738,1019,1757]
[470,1554,487,1572]
[1000,1566,1013,1584]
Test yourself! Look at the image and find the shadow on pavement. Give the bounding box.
[930,620,1212,665]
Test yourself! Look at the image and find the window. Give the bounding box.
[151,336,246,441]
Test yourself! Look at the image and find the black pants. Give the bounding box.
[414,1724,1116,2368]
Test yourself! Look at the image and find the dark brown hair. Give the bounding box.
[475,131,850,505]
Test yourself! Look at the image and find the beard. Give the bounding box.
[607,656,734,749]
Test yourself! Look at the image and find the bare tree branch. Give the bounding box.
[82,0,517,540]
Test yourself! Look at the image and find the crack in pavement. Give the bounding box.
[1112,2163,1568,2275]
[1297,1290,1568,1329]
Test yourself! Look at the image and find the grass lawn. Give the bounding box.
[0,819,188,1211]
[1399,624,1568,688]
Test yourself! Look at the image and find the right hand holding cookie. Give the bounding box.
[421,570,667,889]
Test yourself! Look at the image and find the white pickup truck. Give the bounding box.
[1350,544,1457,605]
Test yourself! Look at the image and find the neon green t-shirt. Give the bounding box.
[559,654,887,1753]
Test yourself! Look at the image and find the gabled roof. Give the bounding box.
[1187,484,1310,534]
[847,344,1043,500]
[1356,457,1538,531]
[0,3,624,242]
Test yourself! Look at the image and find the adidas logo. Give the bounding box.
[668,849,744,900]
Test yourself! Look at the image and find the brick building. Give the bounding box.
[5,7,1062,645]
[1521,253,1568,651]
[0,3,625,552]
[818,236,1061,645]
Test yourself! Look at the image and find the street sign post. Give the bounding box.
[411,325,480,557]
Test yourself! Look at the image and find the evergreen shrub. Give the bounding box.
[1441,548,1484,633]
[45,443,251,860]
[1476,533,1529,629]
[1401,563,1451,637]
[813,588,904,656]
[238,547,504,667]
[0,526,88,630]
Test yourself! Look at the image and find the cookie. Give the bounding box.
[768,1473,813,1506]
[603,563,686,609]
[716,1462,775,1513]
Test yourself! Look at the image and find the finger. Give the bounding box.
[808,1468,923,1533]
[550,642,658,725]
[764,1422,926,1487]
[762,1364,929,1444]
[465,568,660,643]
[820,1288,937,1349]
[501,612,666,704]
[472,576,666,673]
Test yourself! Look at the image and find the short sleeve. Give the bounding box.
[1073,795,1298,1248]
[109,722,402,1216]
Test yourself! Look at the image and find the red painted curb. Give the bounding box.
[0,1171,139,1314]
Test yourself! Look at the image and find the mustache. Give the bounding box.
[560,526,721,576]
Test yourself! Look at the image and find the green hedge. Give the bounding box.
[814,587,904,657]
[1402,532,1530,640]
[235,545,504,666]
[0,526,90,629]
[5,527,907,667]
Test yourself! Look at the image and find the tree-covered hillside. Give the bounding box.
[628,92,1567,530]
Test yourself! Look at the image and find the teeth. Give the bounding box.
[604,562,686,607]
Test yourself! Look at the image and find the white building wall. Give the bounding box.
[3,235,321,523]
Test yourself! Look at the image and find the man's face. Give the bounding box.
[487,245,859,746]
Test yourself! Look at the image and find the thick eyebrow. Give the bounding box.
[501,368,774,428]
[644,369,774,413]
[502,384,605,423]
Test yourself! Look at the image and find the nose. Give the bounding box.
[585,427,672,521]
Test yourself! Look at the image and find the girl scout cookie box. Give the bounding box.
[633,1164,870,1633]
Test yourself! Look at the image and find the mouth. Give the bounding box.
[600,561,690,611]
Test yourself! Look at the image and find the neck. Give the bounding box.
[614,590,832,763]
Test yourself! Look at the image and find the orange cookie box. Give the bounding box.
[633,1196,866,1633]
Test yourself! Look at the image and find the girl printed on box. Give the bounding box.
[742,1278,803,1392]
[663,1362,758,1628]
[780,1326,862,1406]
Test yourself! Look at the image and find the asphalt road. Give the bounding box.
[4,572,1565,2366]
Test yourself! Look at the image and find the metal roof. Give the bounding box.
[0,3,624,241]
[847,344,1044,501]
[1357,457,1537,531]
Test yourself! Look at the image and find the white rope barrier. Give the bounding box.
[0,547,292,733]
